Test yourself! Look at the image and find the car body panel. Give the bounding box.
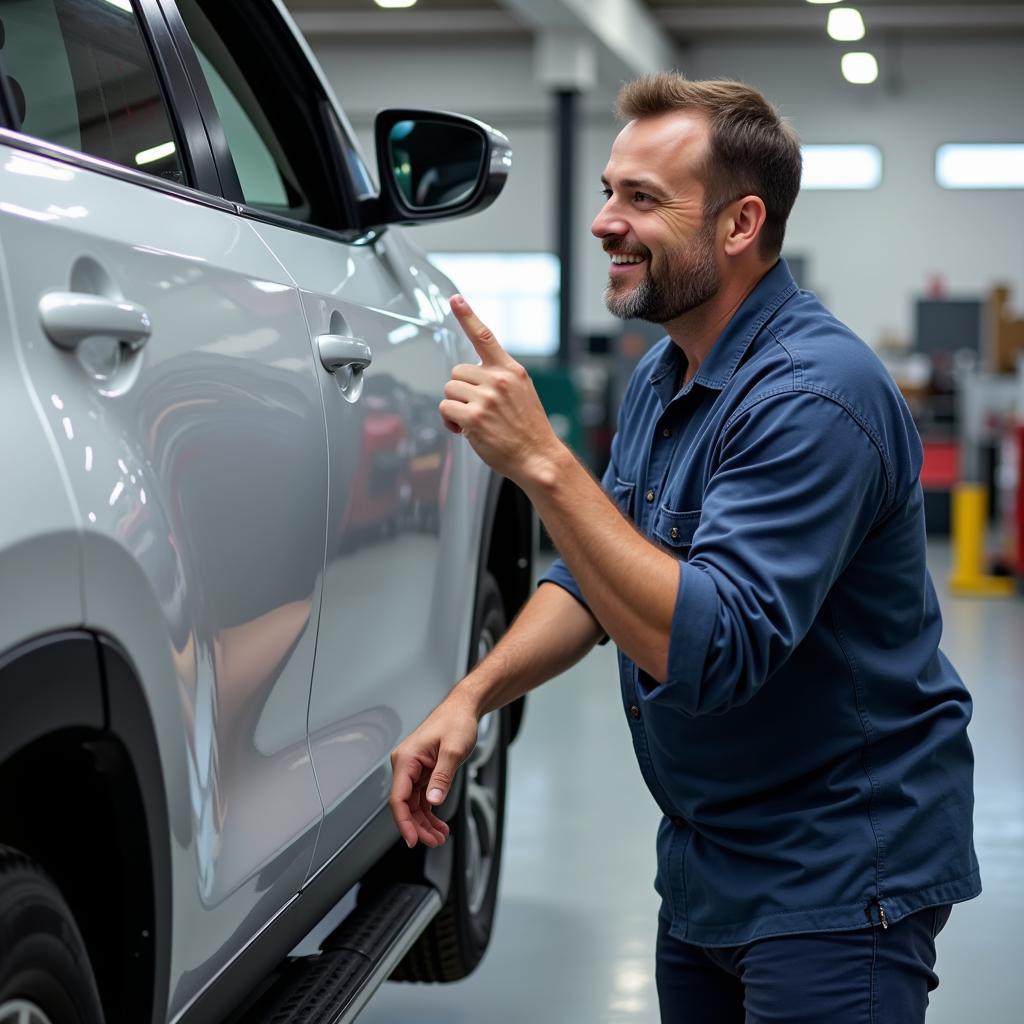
[0,141,330,1020]
[249,220,488,879]
[0,217,84,654]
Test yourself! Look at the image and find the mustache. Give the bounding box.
[603,241,651,259]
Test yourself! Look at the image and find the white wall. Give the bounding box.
[312,34,1024,349]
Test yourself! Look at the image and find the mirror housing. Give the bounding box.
[358,109,511,229]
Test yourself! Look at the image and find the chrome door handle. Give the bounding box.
[39,291,152,352]
[317,334,372,374]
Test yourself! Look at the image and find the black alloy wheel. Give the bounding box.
[0,847,104,1024]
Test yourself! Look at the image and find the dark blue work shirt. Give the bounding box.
[541,259,980,946]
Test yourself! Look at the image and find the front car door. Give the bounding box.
[160,0,488,881]
[0,1,329,1015]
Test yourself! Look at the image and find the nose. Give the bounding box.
[591,199,629,241]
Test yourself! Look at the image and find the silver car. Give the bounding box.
[0,1,533,1022]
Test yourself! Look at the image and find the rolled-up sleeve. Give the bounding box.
[640,389,890,714]
[538,555,588,607]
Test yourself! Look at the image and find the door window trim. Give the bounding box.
[135,0,222,194]
[151,0,244,202]
[155,0,365,241]
[0,127,235,214]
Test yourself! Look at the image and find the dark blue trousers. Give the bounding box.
[656,905,952,1023]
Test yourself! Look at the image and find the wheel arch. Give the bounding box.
[0,631,172,1024]
[477,475,536,741]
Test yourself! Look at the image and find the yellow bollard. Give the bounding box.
[949,483,1015,596]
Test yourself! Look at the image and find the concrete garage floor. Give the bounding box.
[358,543,1024,1023]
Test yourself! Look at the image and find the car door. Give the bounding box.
[161,0,479,880]
[0,1,328,1015]
[259,224,465,878]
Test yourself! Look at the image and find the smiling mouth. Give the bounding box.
[609,254,646,266]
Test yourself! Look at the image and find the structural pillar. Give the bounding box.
[556,88,578,366]
[535,31,597,366]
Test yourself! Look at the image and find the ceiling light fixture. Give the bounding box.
[802,145,882,189]
[805,1,840,5]
[828,8,866,42]
[841,52,879,85]
[936,145,1024,189]
[374,0,418,8]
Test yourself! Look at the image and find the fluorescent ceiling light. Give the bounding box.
[801,145,882,190]
[135,141,176,166]
[936,144,1024,189]
[374,0,418,8]
[806,1,840,5]
[841,52,878,84]
[103,0,133,11]
[828,7,865,41]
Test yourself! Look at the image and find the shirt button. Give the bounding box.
[670,527,680,540]
[662,427,672,438]
[645,489,655,503]
[628,704,641,720]
[671,816,686,828]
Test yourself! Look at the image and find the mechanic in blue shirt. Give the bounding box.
[389,72,980,1022]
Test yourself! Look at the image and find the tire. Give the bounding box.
[393,573,510,982]
[0,847,104,1024]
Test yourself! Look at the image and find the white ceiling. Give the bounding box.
[284,0,1024,42]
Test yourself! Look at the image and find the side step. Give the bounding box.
[233,883,441,1024]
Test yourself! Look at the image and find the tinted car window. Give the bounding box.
[175,0,344,229]
[0,0,186,184]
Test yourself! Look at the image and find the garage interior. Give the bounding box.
[276,0,1024,1020]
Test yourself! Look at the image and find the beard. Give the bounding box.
[603,218,720,324]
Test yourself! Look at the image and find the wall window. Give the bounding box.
[800,145,882,190]
[936,144,1024,189]
[428,252,560,359]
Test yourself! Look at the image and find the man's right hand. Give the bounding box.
[388,693,480,849]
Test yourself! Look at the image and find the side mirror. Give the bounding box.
[360,109,511,228]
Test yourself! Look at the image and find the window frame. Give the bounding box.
[0,0,227,210]
[156,0,365,240]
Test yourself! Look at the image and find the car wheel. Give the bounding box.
[0,847,104,1024]
[393,573,509,982]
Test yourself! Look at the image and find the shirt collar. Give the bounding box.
[648,258,799,408]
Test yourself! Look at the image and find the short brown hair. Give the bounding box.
[616,72,802,259]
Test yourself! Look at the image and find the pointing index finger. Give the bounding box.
[451,294,510,367]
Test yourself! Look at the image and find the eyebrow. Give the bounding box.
[600,175,668,197]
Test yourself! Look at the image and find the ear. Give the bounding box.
[722,195,767,258]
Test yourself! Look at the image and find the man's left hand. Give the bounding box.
[441,294,564,485]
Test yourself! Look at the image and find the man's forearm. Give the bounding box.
[434,296,679,683]
[455,581,604,718]
[519,447,680,682]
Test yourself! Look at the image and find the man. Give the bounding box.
[389,73,979,1022]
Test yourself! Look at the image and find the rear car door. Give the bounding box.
[162,0,474,880]
[0,1,328,1015]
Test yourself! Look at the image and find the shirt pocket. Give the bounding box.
[652,506,701,555]
[610,477,637,520]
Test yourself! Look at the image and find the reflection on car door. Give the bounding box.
[257,223,462,876]
[163,0,476,882]
[0,1,329,1015]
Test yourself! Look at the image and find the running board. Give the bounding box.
[233,883,441,1024]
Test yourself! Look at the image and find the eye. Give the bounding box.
[634,192,654,203]
[599,188,612,200]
